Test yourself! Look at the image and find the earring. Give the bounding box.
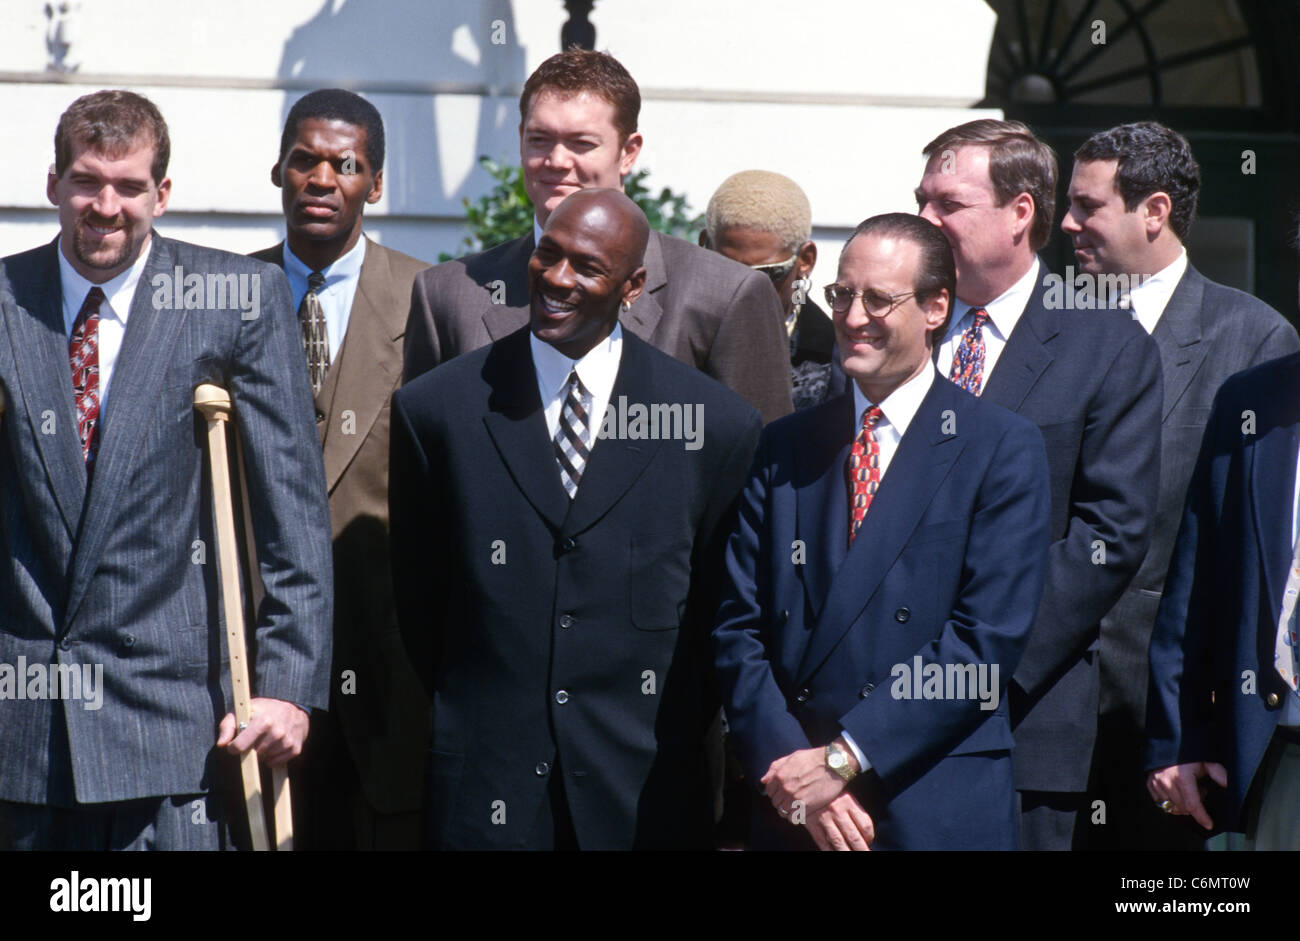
[620,299,631,313]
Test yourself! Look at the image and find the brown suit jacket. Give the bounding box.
[403,229,794,424]
[253,236,431,815]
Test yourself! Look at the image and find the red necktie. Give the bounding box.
[948,307,989,395]
[69,286,104,472]
[846,406,883,545]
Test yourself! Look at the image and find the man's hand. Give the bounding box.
[806,791,875,851]
[216,698,309,767]
[1146,762,1228,831]
[761,741,855,815]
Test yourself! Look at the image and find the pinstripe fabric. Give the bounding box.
[0,235,333,807]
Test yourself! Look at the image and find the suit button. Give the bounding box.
[535,762,550,776]
[555,690,569,704]
[1268,692,1281,708]
[860,683,875,698]
[58,638,72,651]
[559,536,578,553]
[559,614,575,629]
[795,688,810,704]
[122,633,136,649]
[894,607,910,623]
[315,410,325,423]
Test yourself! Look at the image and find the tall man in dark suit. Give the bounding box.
[713,213,1051,850]
[390,189,762,849]
[916,119,1162,850]
[0,90,331,849]
[1061,121,1300,849]
[253,89,432,849]
[1147,295,1300,848]
[404,48,793,424]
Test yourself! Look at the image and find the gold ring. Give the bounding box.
[1158,799,1175,814]
[777,807,789,818]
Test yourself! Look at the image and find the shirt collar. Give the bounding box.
[529,323,624,401]
[533,216,544,248]
[946,256,1040,343]
[852,362,936,436]
[57,233,152,326]
[283,234,367,288]
[1127,247,1188,331]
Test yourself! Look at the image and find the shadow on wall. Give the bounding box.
[274,0,528,243]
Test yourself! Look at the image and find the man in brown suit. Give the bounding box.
[254,89,430,849]
[404,49,793,425]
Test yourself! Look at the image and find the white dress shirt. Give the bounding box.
[530,324,623,445]
[283,236,366,360]
[1126,248,1188,335]
[1284,444,1300,728]
[57,236,151,414]
[839,363,938,772]
[936,257,1040,384]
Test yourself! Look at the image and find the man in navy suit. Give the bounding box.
[1146,249,1300,848]
[916,119,1161,849]
[713,213,1051,850]
[390,189,761,849]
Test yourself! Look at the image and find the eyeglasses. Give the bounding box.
[823,284,916,317]
[749,255,797,287]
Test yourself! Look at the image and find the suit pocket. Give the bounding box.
[629,532,691,630]
[908,519,966,547]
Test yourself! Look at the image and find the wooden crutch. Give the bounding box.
[194,383,293,851]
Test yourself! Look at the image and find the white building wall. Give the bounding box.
[0,0,1000,301]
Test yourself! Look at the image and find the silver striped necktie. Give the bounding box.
[299,269,330,396]
[554,369,594,499]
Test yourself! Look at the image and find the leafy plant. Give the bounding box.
[440,156,704,261]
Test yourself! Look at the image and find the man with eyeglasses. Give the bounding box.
[701,170,844,410]
[713,213,1051,850]
[915,118,1161,850]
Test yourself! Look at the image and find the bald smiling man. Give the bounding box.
[389,189,763,850]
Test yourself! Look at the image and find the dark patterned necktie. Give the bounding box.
[554,369,594,499]
[948,307,989,395]
[846,406,883,545]
[298,270,330,395]
[69,286,104,473]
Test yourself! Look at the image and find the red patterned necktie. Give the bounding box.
[69,286,104,473]
[846,406,883,545]
[948,307,989,395]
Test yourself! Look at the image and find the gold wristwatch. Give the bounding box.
[825,741,858,783]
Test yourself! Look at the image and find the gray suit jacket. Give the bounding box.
[1100,263,1300,728]
[404,229,794,424]
[253,237,431,814]
[0,234,332,806]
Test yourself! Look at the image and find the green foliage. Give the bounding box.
[440,156,704,261]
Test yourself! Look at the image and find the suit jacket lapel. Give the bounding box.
[796,378,966,684]
[481,234,533,343]
[319,238,403,491]
[794,391,854,622]
[982,274,1056,411]
[619,230,667,344]
[64,235,187,625]
[2,239,86,537]
[481,328,570,531]
[1251,392,1300,624]
[561,334,663,535]
[1152,266,1208,423]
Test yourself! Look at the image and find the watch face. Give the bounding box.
[828,750,847,769]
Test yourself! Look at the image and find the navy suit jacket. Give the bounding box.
[969,268,1162,793]
[713,373,1051,849]
[390,326,762,849]
[1147,352,1300,832]
[0,235,332,806]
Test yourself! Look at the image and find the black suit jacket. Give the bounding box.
[951,265,1163,793]
[1099,264,1299,730]
[389,326,762,849]
[404,229,793,423]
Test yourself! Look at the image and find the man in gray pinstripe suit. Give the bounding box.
[0,90,332,850]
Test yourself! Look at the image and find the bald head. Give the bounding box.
[529,187,650,358]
